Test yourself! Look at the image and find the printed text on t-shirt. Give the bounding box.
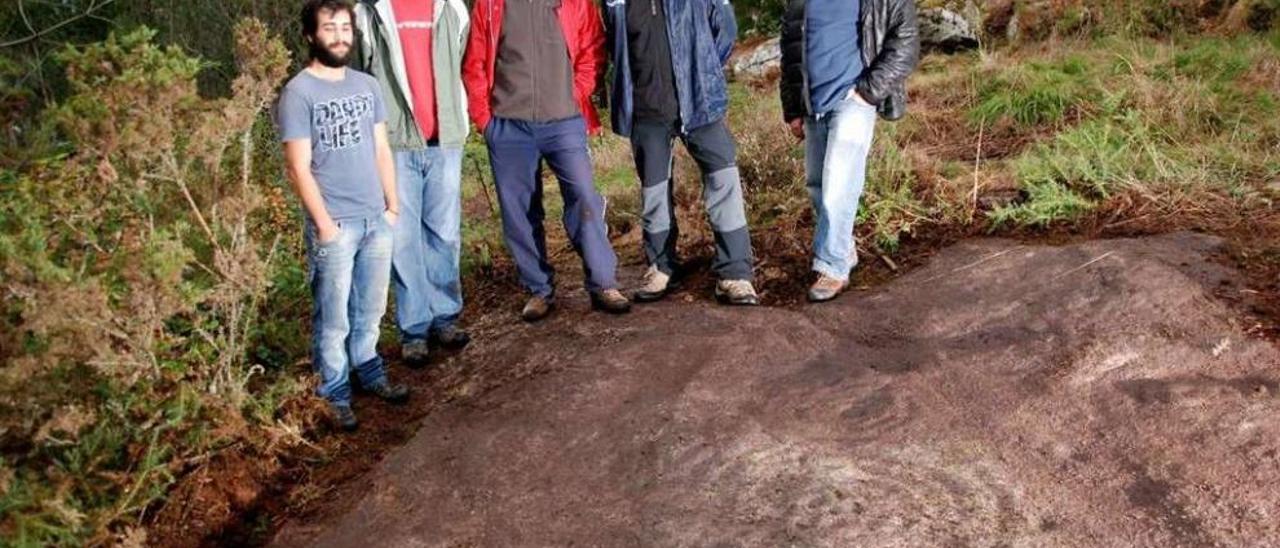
[313,93,376,151]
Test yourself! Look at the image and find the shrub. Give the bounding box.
[988,179,1096,226]
[0,20,308,546]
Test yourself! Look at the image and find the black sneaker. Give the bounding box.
[429,325,471,350]
[331,404,358,432]
[401,340,430,368]
[366,379,410,404]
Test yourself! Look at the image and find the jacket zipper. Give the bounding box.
[800,2,815,120]
[661,0,686,135]
[488,0,497,94]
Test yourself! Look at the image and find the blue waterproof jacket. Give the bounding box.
[603,0,737,137]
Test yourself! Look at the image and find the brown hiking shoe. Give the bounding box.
[521,294,555,322]
[807,275,849,303]
[633,265,672,303]
[590,288,632,314]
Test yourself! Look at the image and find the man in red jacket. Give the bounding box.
[462,0,630,322]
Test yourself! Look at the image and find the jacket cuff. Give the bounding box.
[855,80,884,106]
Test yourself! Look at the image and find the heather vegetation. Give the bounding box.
[1,1,1277,545]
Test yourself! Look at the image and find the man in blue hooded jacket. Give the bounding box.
[603,0,759,306]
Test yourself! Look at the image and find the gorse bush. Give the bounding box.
[0,20,311,546]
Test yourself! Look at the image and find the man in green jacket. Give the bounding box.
[352,0,471,366]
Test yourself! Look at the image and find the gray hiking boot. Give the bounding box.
[366,379,410,404]
[633,265,672,303]
[807,274,849,303]
[521,294,556,322]
[331,403,358,432]
[715,279,760,306]
[402,340,430,368]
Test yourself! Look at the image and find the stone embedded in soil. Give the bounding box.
[272,232,1280,547]
[731,37,781,80]
[919,8,982,52]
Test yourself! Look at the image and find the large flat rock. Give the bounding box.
[273,233,1280,547]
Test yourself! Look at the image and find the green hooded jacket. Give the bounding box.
[352,0,471,149]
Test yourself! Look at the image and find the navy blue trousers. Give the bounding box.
[486,116,619,297]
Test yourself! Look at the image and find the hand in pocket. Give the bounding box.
[318,222,342,245]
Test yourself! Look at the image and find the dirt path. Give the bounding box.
[269,233,1280,547]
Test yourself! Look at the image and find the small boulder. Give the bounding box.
[732,37,782,81]
[919,8,981,52]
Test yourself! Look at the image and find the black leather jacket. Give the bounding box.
[780,0,920,122]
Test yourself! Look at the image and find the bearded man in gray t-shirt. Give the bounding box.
[277,0,412,432]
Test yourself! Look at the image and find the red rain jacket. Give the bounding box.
[461,0,607,135]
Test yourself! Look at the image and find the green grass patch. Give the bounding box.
[982,33,1280,227]
[970,55,1100,128]
[1159,38,1253,82]
[989,180,1096,227]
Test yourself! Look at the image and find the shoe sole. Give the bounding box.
[807,286,849,303]
[521,307,554,323]
[590,299,632,314]
[714,291,760,306]
[633,291,668,303]
[382,394,410,405]
[429,331,471,350]
[633,278,680,303]
[403,355,432,369]
[352,382,413,405]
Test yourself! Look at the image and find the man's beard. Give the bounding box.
[310,39,351,68]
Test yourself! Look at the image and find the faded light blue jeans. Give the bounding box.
[392,146,464,342]
[305,214,393,406]
[804,92,879,281]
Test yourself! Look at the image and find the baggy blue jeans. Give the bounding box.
[305,214,392,405]
[392,146,464,342]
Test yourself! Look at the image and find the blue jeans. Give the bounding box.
[804,93,878,281]
[485,116,619,297]
[392,146,464,342]
[305,214,392,405]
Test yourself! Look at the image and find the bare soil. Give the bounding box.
[264,232,1280,547]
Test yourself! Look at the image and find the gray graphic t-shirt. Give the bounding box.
[277,69,388,221]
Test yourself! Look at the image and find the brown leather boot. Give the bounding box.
[521,294,555,322]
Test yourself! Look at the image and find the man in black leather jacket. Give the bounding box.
[778,0,920,302]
